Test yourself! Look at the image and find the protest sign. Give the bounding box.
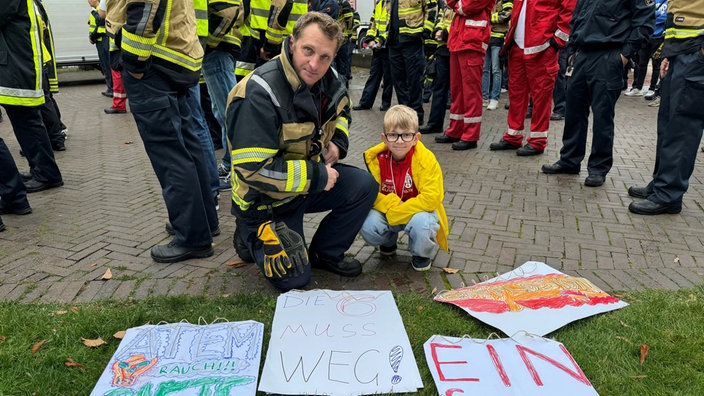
[424,335,598,396]
[91,320,264,396]
[435,261,628,339]
[259,289,423,395]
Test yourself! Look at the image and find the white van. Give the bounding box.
[42,0,100,66]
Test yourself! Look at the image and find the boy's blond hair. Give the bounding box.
[383,105,419,134]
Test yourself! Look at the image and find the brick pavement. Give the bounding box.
[1,67,704,304]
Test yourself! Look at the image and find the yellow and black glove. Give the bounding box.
[653,42,663,60]
[257,221,308,279]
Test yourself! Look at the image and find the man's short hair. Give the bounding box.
[292,11,345,52]
[384,105,419,134]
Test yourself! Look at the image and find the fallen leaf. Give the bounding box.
[113,330,127,339]
[640,344,649,365]
[227,260,247,268]
[620,320,630,328]
[630,375,647,380]
[81,337,107,348]
[31,340,46,354]
[431,287,438,294]
[65,358,86,369]
[52,310,68,315]
[124,141,133,145]
[102,268,112,280]
[442,267,460,274]
[417,306,424,311]
[90,263,97,267]
[674,256,680,264]
[0,335,6,341]
[615,336,633,345]
[690,294,697,302]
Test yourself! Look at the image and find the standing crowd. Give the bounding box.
[1,0,702,290]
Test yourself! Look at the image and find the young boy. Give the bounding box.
[361,105,450,271]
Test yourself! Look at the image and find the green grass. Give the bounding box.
[1,287,703,395]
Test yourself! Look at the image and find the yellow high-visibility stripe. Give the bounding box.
[231,147,278,165]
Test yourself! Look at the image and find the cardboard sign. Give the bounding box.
[424,335,598,396]
[435,262,628,338]
[259,290,423,395]
[91,321,264,396]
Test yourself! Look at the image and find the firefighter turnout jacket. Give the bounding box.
[109,0,204,87]
[226,38,351,215]
[662,0,704,57]
[0,0,46,106]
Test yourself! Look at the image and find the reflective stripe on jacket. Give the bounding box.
[503,0,575,57]
[446,0,494,53]
[0,0,45,106]
[663,0,704,57]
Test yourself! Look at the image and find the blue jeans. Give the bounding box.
[186,85,220,197]
[360,209,440,259]
[482,44,502,100]
[201,50,237,169]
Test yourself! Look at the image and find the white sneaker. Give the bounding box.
[487,99,498,110]
[624,87,643,96]
[648,96,661,107]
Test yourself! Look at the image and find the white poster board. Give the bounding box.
[424,335,599,396]
[259,289,423,395]
[434,262,628,339]
[91,321,264,396]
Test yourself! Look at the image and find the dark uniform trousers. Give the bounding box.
[1,104,62,184]
[0,137,28,206]
[558,48,623,176]
[388,38,426,123]
[647,51,704,205]
[427,50,450,130]
[358,47,393,109]
[552,47,569,116]
[237,164,378,291]
[122,69,218,248]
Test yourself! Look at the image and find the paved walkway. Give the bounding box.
[1,67,703,304]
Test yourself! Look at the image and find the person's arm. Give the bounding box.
[205,0,242,48]
[551,0,576,49]
[98,0,106,19]
[120,0,166,76]
[620,0,655,60]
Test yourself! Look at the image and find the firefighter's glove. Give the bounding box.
[257,221,308,279]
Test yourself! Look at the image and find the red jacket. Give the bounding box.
[502,0,576,57]
[446,0,495,53]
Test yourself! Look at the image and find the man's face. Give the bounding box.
[289,24,337,87]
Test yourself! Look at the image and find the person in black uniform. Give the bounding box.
[628,1,704,215]
[0,138,33,232]
[541,0,654,187]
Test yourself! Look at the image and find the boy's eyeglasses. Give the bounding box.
[385,132,416,142]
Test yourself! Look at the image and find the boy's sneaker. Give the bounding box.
[411,256,431,271]
[643,90,656,100]
[648,96,661,107]
[379,243,397,256]
[487,99,498,111]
